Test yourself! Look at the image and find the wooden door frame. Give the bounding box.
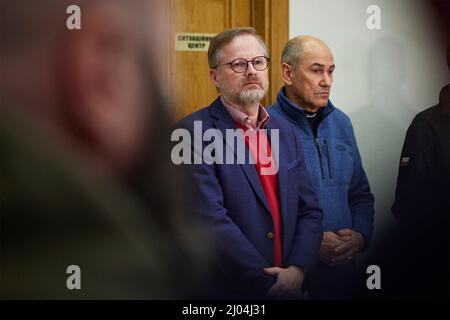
[165,0,289,118]
[252,0,289,107]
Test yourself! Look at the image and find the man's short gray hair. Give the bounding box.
[208,27,269,69]
[281,37,305,69]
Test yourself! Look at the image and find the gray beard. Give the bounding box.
[233,88,266,106]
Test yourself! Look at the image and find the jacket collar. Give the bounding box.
[210,96,276,132]
[209,96,235,126]
[276,87,335,126]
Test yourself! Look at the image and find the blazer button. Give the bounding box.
[267,232,274,239]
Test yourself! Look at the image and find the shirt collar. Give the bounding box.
[220,96,269,130]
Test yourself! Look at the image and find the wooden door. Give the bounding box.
[166,0,289,120]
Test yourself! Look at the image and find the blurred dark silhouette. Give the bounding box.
[366,1,449,299]
[0,0,209,299]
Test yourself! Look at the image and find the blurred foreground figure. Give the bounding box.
[0,0,208,299]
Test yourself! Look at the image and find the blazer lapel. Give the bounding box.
[209,98,271,214]
[266,120,289,229]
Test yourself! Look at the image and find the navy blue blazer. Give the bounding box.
[176,97,323,298]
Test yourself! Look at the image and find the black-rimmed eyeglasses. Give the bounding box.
[214,56,270,73]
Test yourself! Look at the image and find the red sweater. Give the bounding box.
[237,124,283,267]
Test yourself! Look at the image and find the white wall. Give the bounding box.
[289,0,449,245]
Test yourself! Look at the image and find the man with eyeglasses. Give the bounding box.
[177,28,323,299]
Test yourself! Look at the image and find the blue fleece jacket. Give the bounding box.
[269,88,375,244]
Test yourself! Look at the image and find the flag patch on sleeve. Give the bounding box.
[400,157,410,167]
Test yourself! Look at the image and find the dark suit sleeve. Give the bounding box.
[177,123,276,296]
[348,125,375,247]
[285,129,323,271]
